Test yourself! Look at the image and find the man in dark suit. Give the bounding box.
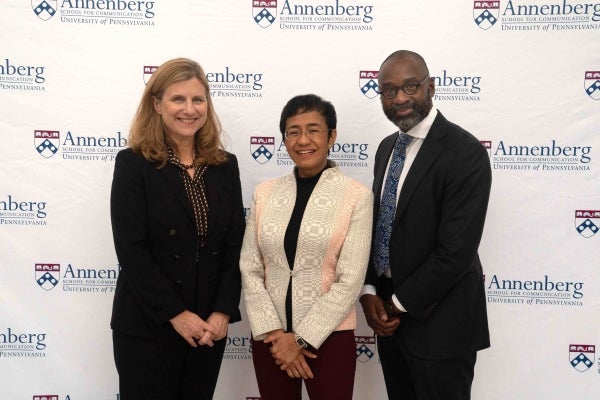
[360,50,491,400]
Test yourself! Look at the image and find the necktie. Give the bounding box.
[373,133,413,277]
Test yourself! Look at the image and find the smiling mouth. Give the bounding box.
[297,150,315,155]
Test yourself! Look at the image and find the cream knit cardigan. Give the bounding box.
[240,166,373,348]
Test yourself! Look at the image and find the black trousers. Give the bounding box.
[376,277,476,400]
[112,330,226,400]
[378,333,476,400]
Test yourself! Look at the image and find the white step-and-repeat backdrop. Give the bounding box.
[1,1,599,399]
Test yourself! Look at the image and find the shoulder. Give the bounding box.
[114,147,152,170]
[323,168,372,198]
[434,113,487,156]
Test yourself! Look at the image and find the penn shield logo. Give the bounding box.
[32,0,58,21]
[575,210,600,238]
[355,335,376,363]
[251,136,275,164]
[569,344,595,372]
[359,70,379,99]
[143,65,159,85]
[252,0,277,28]
[584,71,600,100]
[35,263,60,291]
[34,130,60,158]
[473,1,499,30]
[481,140,492,157]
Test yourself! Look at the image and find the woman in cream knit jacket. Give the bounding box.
[240,94,373,400]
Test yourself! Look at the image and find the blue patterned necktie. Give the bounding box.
[373,133,413,277]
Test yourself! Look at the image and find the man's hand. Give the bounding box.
[169,310,217,347]
[360,294,400,336]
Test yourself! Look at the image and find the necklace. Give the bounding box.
[179,161,195,170]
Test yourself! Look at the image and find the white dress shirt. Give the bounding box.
[362,108,438,312]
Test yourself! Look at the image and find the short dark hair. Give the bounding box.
[279,94,337,140]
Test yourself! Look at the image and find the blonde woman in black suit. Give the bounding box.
[110,58,245,400]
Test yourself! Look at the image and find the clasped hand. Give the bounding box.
[264,329,317,379]
[170,310,230,347]
[360,294,400,337]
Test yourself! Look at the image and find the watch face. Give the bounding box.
[295,335,307,348]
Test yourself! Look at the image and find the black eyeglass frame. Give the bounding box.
[377,75,430,99]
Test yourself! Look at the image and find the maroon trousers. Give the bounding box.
[251,330,356,400]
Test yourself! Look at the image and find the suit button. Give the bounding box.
[211,251,219,256]
[169,228,177,236]
[208,277,214,284]
[172,253,181,260]
[175,280,182,285]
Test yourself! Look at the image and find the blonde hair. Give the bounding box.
[128,58,226,167]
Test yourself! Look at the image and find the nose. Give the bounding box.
[183,99,195,114]
[296,131,312,144]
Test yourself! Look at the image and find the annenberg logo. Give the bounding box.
[359,70,379,99]
[569,344,595,372]
[0,328,48,358]
[32,0,157,26]
[142,64,264,98]
[223,336,252,360]
[485,139,592,172]
[34,129,127,161]
[584,70,600,100]
[253,0,375,31]
[0,194,48,226]
[433,70,481,101]
[487,274,584,306]
[0,58,46,91]
[574,209,600,238]
[474,0,600,31]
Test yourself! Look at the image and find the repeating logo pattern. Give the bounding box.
[143,66,159,85]
[473,1,499,30]
[32,0,57,21]
[569,344,595,372]
[35,264,60,291]
[34,130,60,158]
[252,0,277,28]
[355,335,376,363]
[250,136,275,164]
[575,210,600,238]
[584,71,600,100]
[359,70,379,99]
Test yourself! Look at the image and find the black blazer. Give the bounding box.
[366,112,491,359]
[110,148,245,339]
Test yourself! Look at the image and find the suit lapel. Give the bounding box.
[159,164,195,223]
[373,134,397,213]
[203,165,219,239]
[393,113,447,224]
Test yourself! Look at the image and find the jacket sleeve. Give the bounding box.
[211,155,245,322]
[240,186,286,340]
[110,150,186,326]
[296,188,374,348]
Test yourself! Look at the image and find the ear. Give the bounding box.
[329,129,338,146]
[153,96,162,115]
[428,77,435,97]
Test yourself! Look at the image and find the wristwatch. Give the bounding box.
[294,334,308,349]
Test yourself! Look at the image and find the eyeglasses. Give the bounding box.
[378,75,430,99]
[284,128,331,141]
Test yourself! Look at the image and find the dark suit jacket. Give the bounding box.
[110,148,245,339]
[366,111,491,359]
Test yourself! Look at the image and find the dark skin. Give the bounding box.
[360,52,435,337]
